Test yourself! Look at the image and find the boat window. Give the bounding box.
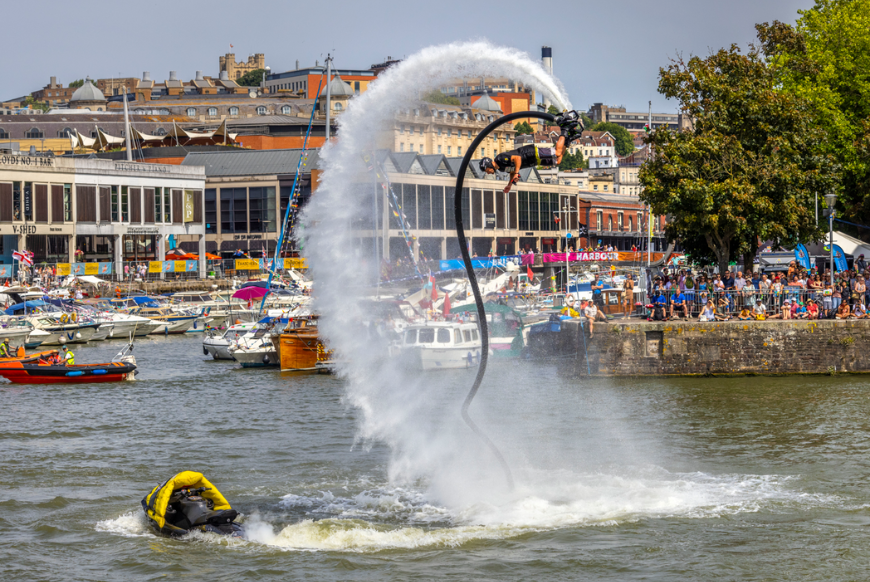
[454,329,462,344]
[463,330,472,342]
[418,328,435,343]
[436,328,451,343]
[404,329,417,344]
[472,329,479,341]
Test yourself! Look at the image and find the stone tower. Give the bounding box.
[219,53,266,80]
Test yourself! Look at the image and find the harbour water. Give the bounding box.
[2,334,870,580]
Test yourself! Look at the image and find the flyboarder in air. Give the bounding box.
[480,110,584,194]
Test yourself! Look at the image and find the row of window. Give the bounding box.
[0,182,72,222]
[204,187,278,234]
[593,211,661,232]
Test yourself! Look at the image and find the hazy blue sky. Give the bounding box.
[6,0,814,112]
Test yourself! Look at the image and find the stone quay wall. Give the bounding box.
[558,319,870,376]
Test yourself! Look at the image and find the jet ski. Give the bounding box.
[141,471,243,537]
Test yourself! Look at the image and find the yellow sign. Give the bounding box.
[235,259,261,270]
[174,260,187,272]
[56,263,71,276]
[183,190,195,223]
[283,258,308,270]
[149,261,163,273]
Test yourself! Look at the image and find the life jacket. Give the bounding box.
[64,351,75,365]
[0,343,9,358]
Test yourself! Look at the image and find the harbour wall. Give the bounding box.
[552,320,870,376]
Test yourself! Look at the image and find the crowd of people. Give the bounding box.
[646,258,870,321]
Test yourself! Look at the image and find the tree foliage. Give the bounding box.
[68,79,84,88]
[756,0,870,227]
[236,69,266,87]
[513,121,534,135]
[589,122,635,156]
[24,96,50,113]
[639,44,838,273]
[559,150,586,171]
[422,90,460,106]
[546,105,560,116]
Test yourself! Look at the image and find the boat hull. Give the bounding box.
[412,346,481,370]
[272,331,326,373]
[148,318,196,335]
[40,325,98,345]
[0,361,136,384]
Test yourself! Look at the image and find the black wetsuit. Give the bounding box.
[494,145,557,171]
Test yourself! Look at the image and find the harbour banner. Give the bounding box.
[56,263,70,276]
[283,258,308,270]
[72,263,86,275]
[148,261,163,273]
[541,251,668,263]
[439,255,525,271]
[163,261,174,273]
[235,259,262,270]
[84,263,99,275]
[0,265,11,277]
[97,262,112,275]
[173,260,187,272]
[186,260,199,272]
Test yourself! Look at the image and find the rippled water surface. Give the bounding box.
[2,335,870,581]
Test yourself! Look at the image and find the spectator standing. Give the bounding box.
[856,254,867,272]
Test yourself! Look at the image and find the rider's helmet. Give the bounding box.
[479,157,494,172]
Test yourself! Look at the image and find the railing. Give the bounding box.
[645,287,870,319]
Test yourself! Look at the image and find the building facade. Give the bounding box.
[0,153,206,272]
[587,103,688,131]
[219,53,266,80]
[388,103,516,157]
[265,68,376,99]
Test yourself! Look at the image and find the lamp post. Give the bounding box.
[825,191,837,288]
[561,200,576,295]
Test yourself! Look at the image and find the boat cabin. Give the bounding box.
[402,323,480,348]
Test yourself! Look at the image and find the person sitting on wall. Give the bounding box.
[699,300,716,322]
[794,302,809,319]
[752,299,767,320]
[806,298,820,320]
[583,299,607,337]
[670,289,689,319]
[737,306,753,321]
[853,301,867,319]
[836,302,852,319]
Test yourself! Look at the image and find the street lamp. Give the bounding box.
[825,191,837,288]
[561,201,576,295]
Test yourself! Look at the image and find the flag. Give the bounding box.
[442,292,451,316]
[643,123,651,133]
[527,265,534,282]
[12,250,32,265]
[554,212,560,224]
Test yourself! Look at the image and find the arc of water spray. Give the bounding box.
[454,111,558,492]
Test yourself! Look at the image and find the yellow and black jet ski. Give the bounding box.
[141,471,243,537]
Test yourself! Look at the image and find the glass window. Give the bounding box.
[596,211,602,231]
[111,185,118,222]
[282,106,291,114]
[186,108,196,116]
[208,107,217,116]
[249,186,276,233]
[454,330,462,343]
[121,186,129,222]
[438,145,442,154]
[447,146,452,155]
[63,184,72,221]
[0,128,8,139]
[256,106,266,115]
[164,188,171,223]
[431,186,444,230]
[457,146,462,155]
[404,329,417,344]
[205,189,217,234]
[618,212,623,230]
[154,187,163,222]
[25,128,44,138]
[400,143,404,152]
[463,330,472,342]
[418,328,434,343]
[472,329,479,341]
[229,106,239,116]
[409,126,414,136]
[436,328,451,343]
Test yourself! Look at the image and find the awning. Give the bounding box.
[78,275,108,285]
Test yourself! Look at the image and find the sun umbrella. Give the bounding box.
[232,286,269,301]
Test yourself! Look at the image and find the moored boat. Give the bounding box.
[0,361,136,384]
[399,321,482,370]
[270,317,332,373]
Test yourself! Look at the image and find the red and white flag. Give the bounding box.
[430,274,438,300]
[442,291,451,316]
[527,265,534,282]
[13,250,32,265]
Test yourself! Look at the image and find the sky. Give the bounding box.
[5,0,815,113]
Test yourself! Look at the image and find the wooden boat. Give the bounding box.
[270,318,332,374]
[0,360,136,384]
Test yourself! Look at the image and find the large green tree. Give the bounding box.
[589,122,635,156]
[513,121,534,135]
[236,69,266,87]
[558,150,586,171]
[756,0,870,228]
[639,44,838,273]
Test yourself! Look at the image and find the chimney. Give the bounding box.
[541,46,553,109]
[169,71,178,81]
[220,70,229,81]
[143,71,151,81]
[195,70,204,81]
[296,60,299,70]
[315,60,319,67]
[50,76,57,88]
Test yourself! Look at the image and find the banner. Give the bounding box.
[56,263,71,276]
[794,243,812,269]
[832,244,849,272]
[541,251,670,264]
[98,262,113,275]
[149,261,163,273]
[235,259,262,270]
[439,255,524,272]
[186,260,199,272]
[84,263,99,275]
[173,260,187,272]
[163,261,174,273]
[283,258,308,270]
[72,263,86,275]
[183,190,195,223]
[0,265,11,277]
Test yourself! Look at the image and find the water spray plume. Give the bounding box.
[302,41,571,497]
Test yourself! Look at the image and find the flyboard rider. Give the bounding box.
[479,110,584,194]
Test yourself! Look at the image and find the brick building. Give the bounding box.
[577,191,666,251]
[219,52,265,81]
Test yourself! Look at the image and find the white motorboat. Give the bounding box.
[399,321,482,371]
[90,322,115,341]
[228,330,278,368]
[24,314,99,345]
[0,319,37,351]
[25,328,52,348]
[203,322,261,360]
[76,300,162,338]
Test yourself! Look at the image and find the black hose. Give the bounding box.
[453,111,557,491]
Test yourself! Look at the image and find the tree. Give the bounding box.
[236,69,266,87]
[421,89,460,106]
[558,150,586,171]
[546,105,560,116]
[639,44,838,274]
[513,121,534,135]
[68,79,84,88]
[589,122,635,156]
[580,111,593,131]
[24,96,50,113]
[756,1,870,228]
